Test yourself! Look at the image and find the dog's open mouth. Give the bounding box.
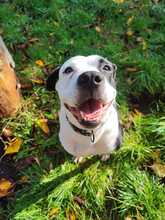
[65,99,112,122]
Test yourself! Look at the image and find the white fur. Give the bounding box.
[55,55,120,157]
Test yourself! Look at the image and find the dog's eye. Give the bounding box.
[103,65,111,71]
[64,67,73,74]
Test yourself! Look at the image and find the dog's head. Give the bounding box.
[47,55,117,129]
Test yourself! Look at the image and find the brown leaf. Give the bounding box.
[151,162,165,178]
[74,196,85,206]
[16,156,40,170]
[36,118,50,135]
[136,210,144,220]
[18,176,29,183]
[95,26,101,33]
[0,178,15,198]
[126,67,139,73]
[4,137,22,156]
[20,82,33,90]
[2,127,13,139]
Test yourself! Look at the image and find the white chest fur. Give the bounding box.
[58,105,120,157]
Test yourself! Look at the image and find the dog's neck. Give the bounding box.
[65,114,96,142]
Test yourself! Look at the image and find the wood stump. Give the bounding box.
[0,37,21,117]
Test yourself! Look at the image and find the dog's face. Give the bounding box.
[47,55,117,128]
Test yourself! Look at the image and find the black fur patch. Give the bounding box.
[46,66,60,91]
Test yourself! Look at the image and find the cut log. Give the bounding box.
[0,36,21,117]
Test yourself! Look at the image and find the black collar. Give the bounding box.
[66,115,95,143]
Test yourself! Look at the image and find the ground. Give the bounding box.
[0,0,165,219]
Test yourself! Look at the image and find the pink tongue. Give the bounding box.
[79,99,102,114]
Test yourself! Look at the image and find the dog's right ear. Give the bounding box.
[46,66,60,91]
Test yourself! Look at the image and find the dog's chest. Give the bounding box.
[59,109,120,157]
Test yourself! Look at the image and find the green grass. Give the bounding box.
[0,0,165,219]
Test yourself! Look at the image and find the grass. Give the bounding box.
[0,0,165,219]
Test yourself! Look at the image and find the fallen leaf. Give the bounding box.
[142,40,147,50]
[48,207,60,219]
[19,176,29,183]
[136,209,144,220]
[66,209,76,220]
[151,162,165,178]
[4,137,22,155]
[28,37,39,43]
[113,0,124,3]
[35,59,45,67]
[95,26,101,32]
[74,196,85,206]
[16,156,40,170]
[126,67,138,73]
[126,29,134,37]
[36,118,50,135]
[2,127,13,139]
[152,149,161,162]
[127,16,134,25]
[0,178,14,198]
[31,77,45,85]
[20,82,33,89]
[125,216,132,220]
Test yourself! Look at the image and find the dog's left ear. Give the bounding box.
[110,63,117,88]
[112,63,117,79]
[46,66,60,91]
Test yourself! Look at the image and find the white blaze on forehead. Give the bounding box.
[60,55,104,74]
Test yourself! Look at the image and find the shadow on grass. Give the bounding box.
[11,156,98,216]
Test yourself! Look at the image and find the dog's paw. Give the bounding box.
[101,154,110,161]
[73,156,84,164]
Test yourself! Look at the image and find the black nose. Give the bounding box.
[77,71,103,88]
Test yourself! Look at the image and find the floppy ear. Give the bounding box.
[112,63,117,79]
[46,66,60,91]
[110,63,117,88]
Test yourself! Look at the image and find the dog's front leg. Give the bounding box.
[73,156,84,163]
[100,154,110,161]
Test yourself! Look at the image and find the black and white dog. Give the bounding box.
[47,55,122,160]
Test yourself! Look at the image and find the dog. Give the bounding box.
[47,55,122,160]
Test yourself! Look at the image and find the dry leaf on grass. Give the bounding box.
[48,207,60,219]
[31,77,45,85]
[4,137,22,156]
[0,178,15,198]
[36,118,50,135]
[35,59,45,67]
[151,162,165,178]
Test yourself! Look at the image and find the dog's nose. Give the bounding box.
[77,71,103,88]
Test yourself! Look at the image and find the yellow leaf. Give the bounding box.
[127,16,134,25]
[142,40,147,50]
[19,176,29,183]
[126,29,134,37]
[113,0,124,3]
[35,59,45,67]
[31,78,45,84]
[151,162,165,178]
[48,208,60,219]
[0,178,14,198]
[125,216,132,220]
[95,26,101,33]
[37,118,50,135]
[4,137,22,155]
[66,209,76,220]
[136,210,144,220]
